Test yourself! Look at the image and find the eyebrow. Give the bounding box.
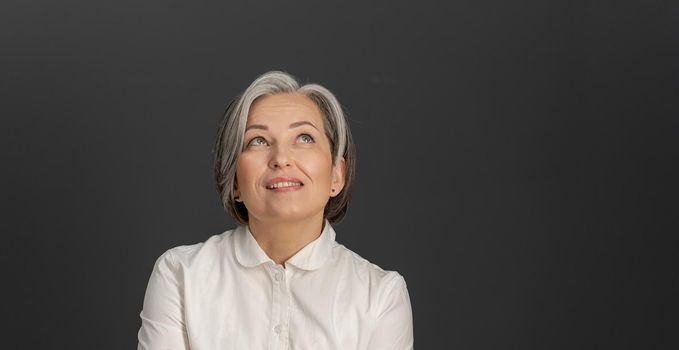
[245,121,319,132]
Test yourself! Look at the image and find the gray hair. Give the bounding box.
[213,71,356,225]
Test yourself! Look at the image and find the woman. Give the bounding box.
[137,71,414,349]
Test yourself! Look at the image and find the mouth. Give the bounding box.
[266,181,303,190]
[265,177,304,191]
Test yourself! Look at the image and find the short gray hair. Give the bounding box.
[213,71,356,225]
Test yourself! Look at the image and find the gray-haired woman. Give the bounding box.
[137,71,414,349]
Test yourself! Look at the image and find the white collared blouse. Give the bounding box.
[137,220,414,350]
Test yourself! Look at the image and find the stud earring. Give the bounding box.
[331,188,335,193]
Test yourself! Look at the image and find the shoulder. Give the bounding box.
[332,241,405,280]
[155,228,238,271]
[330,246,413,347]
[330,242,409,308]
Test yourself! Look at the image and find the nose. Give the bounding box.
[268,144,292,169]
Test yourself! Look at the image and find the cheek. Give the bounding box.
[235,156,261,188]
[298,152,333,185]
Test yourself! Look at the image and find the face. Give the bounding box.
[234,93,346,224]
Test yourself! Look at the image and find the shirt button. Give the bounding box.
[274,272,283,281]
[274,324,282,334]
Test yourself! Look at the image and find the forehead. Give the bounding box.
[247,93,323,126]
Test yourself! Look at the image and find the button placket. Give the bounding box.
[279,268,292,348]
[268,264,290,349]
[266,264,281,349]
[273,268,285,336]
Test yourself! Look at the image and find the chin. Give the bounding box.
[259,207,322,223]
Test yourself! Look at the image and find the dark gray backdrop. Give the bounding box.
[1,0,677,348]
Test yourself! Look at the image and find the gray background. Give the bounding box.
[1,0,677,348]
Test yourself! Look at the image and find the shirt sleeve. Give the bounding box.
[367,274,414,349]
[137,249,190,350]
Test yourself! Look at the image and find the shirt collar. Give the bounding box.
[234,219,336,271]
[234,224,272,268]
[286,220,336,271]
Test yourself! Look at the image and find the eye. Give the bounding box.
[247,136,268,147]
[297,134,315,144]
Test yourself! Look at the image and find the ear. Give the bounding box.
[330,157,346,197]
[233,178,240,198]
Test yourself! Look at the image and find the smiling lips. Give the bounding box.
[265,177,304,192]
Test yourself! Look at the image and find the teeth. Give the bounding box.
[268,182,302,189]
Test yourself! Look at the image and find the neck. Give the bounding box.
[247,214,325,266]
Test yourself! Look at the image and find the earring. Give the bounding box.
[331,188,335,193]
[234,196,243,202]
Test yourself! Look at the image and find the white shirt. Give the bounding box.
[137,220,414,349]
